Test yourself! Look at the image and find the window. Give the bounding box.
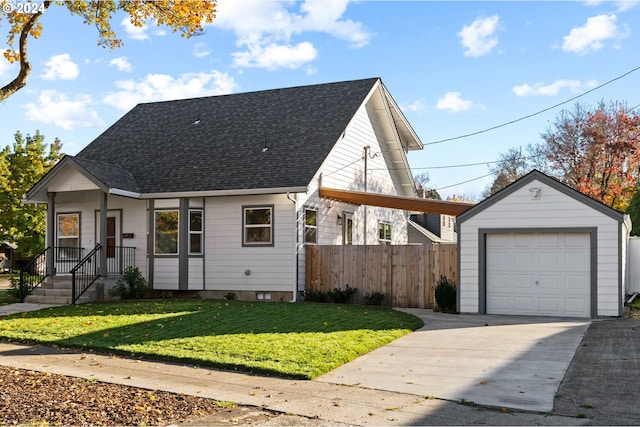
[57,213,79,260]
[243,206,273,246]
[304,208,317,244]
[189,210,203,254]
[155,210,179,254]
[378,222,391,244]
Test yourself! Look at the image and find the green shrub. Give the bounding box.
[303,289,329,303]
[434,276,456,313]
[223,292,237,301]
[108,267,149,299]
[330,285,357,304]
[363,291,386,306]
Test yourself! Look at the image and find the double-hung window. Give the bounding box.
[155,210,179,255]
[378,222,392,244]
[243,206,273,246]
[57,213,80,260]
[189,210,203,254]
[304,208,317,244]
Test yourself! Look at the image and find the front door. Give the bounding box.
[96,211,121,274]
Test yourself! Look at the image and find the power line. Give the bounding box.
[424,65,640,146]
[435,172,496,191]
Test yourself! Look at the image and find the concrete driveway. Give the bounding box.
[317,310,591,413]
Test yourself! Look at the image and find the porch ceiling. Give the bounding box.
[318,187,475,216]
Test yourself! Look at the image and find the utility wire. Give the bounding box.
[435,172,496,191]
[424,65,640,146]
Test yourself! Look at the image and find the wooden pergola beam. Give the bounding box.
[319,187,474,216]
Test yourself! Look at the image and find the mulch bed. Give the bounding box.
[0,365,240,426]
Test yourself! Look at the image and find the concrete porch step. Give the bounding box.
[24,277,98,305]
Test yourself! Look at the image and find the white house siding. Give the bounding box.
[203,193,296,293]
[628,237,640,294]
[48,167,99,193]
[153,258,179,290]
[459,178,622,317]
[295,99,411,288]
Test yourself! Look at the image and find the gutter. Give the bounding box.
[286,192,299,302]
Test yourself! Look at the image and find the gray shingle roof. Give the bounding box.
[76,78,380,194]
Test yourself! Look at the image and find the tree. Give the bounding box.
[0,131,63,259]
[414,172,441,200]
[488,101,640,210]
[627,188,640,236]
[0,0,217,102]
[483,147,533,198]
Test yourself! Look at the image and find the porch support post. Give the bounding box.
[46,192,56,276]
[100,192,108,277]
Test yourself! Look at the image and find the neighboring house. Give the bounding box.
[407,186,457,244]
[24,78,428,301]
[457,169,631,318]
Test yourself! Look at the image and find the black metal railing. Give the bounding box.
[71,244,102,305]
[18,247,49,302]
[105,246,136,275]
[53,246,85,274]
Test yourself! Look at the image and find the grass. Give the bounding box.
[0,300,423,379]
[629,297,640,318]
[0,289,18,306]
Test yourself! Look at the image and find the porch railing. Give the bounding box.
[71,244,102,304]
[105,245,136,275]
[18,247,48,302]
[18,245,138,303]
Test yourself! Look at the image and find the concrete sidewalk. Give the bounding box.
[0,303,592,425]
[0,342,586,426]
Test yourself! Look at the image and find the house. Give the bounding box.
[24,78,435,302]
[457,169,631,318]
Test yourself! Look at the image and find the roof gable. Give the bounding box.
[76,78,386,195]
[457,169,625,224]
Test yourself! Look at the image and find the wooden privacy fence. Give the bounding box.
[305,244,457,308]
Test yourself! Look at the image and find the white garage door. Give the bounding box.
[486,232,591,318]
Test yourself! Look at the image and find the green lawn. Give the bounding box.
[0,289,17,306]
[0,300,423,379]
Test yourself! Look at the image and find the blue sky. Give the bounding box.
[1,0,639,199]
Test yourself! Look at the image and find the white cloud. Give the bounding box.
[0,58,16,80]
[108,56,132,72]
[103,70,237,111]
[121,18,149,41]
[582,1,639,12]
[193,43,211,58]
[213,0,372,70]
[435,92,473,113]
[232,42,318,70]
[40,54,79,80]
[458,15,500,57]
[561,14,628,54]
[22,90,105,130]
[512,79,599,97]
[400,99,426,113]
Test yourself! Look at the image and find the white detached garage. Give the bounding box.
[457,170,631,318]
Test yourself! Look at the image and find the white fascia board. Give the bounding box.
[139,186,309,199]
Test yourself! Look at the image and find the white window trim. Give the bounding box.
[378,221,392,244]
[188,209,203,255]
[243,205,274,247]
[154,209,179,255]
[304,208,318,245]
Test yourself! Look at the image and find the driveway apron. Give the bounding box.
[317,310,590,413]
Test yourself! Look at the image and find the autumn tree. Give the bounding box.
[487,101,640,209]
[0,0,217,102]
[0,131,63,259]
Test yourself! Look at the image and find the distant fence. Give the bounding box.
[628,237,640,294]
[305,244,457,308]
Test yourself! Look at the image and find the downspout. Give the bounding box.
[287,192,298,302]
